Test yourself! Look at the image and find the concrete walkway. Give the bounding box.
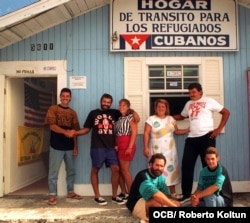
[0,195,139,223]
[0,193,249,223]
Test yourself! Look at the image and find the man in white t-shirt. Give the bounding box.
[173,83,230,203]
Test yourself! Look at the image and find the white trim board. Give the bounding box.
[74,181,250,197]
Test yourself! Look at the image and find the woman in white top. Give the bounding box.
[143,99,189,199]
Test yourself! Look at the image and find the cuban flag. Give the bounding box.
[120,34,151,50]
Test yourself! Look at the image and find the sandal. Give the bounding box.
[67,192,83,200]
[171,193,183,200]
[48,195,56,205]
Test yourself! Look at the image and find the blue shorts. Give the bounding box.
[90,148,119,168]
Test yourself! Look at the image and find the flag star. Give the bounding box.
[131,36,140,45]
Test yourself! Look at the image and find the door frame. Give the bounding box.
[0,60,67,197]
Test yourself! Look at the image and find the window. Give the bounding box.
[149,65,199,91]
[148,65,199,115]
[124,57,224,134]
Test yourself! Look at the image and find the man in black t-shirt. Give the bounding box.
[67,93,138,205]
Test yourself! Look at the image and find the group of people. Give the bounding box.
[45,91,139,205]
[127,83,232,222]
[44,82,233,223]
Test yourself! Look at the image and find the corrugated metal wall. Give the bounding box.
[0,5,249,184]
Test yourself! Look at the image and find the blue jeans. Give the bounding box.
[198,194,225,207]
[184,194,225,207]
[48,146,75,195]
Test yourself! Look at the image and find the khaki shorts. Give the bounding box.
[132,198,149,221]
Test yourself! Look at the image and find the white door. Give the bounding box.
[0,60,67,196]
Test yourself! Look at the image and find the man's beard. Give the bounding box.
[150,168,162,177]
[101,104,110,110]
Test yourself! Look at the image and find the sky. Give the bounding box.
[0,0,39,16]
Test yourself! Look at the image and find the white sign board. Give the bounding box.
[110,0,238,51]
[69,76,86,89]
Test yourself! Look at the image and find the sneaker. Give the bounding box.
[171,193,183,200]
[118,193,129,201]
[178,195,190,204]
[112,196,126,205]
[94,197,107,205]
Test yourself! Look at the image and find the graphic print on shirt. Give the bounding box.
[149,117,180,185]
[189,102,206,119]
[153,121,167,139]
[95,114,114,135]
[56,111,73,127]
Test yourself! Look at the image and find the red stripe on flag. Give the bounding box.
[24,84,52,128]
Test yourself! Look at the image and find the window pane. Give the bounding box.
[166,65,182,72]
[183,65,199,76]
[149,66,164,77]
[183,78,199,89]
[166,78,182,89]
[149,78,164,89]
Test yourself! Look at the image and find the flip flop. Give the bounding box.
[48,195,56,205]
[67,192,83,200]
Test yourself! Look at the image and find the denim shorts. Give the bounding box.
[90,148,119,168]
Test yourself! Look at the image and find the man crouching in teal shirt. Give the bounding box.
[126,153,180,222]
[190,146,233,207]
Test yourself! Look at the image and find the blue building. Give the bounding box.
[0,0,249,197]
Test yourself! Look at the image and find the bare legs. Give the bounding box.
[119,159,132,194]
[91,165,120,198]
[169,185,176,195]
[91,167,101,198]
[110,164,120,198]
[168,185,183,199]
[119,175,128,195]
